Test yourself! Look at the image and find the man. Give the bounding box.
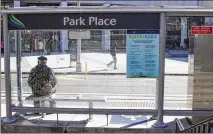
[28,56,57,108]
[107,41,118,70]
[37,40,44,50]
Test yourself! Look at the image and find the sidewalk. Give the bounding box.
[1,53,189,75]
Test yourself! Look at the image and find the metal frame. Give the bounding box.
[2,6,213,125]
[153,12,167,128]
[2,6,213,15]
[11,107,213,116]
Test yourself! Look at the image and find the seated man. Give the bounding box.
[28,56,57,108]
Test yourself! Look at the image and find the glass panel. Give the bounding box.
[1,31,18,106]
[6,29,158,110]
[165,16,191,110]
[164,16,213,112]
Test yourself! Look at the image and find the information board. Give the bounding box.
[126,30,159,78]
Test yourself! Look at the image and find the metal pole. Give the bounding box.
[16,31,23,107]
[76,1,82,72]
[2,14,17,124]
[88,101,93,121]
[14,0,23,108]
[152,13,167,128]
[76,39,82,72]
[77,1,80,6]
[150,78,158,120]
[0,0,2,110]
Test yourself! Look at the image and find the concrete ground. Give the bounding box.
[1,52,189,74]
[1,103,190,133]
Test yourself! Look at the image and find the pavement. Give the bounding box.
[1,102,190,133]
[1,52,189,75]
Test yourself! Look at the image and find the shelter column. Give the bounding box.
[102,30,110,51]
[76,1,82,72]
[153,12,167,128]
[2,14,17,124]
[13,0,23,108]
[101,4,111,51]
[60,1,69,52]
[180,17,188,48]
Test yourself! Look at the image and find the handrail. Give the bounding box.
[176,116,213,133]
[175,118,185,132]
[183,117,213,132]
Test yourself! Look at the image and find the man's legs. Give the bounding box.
[112,55,117,69]
[107,60,114,67]
[49,95,56,108]
[32,101,40,115]
[34,101,40,107]
[107,54,117,69]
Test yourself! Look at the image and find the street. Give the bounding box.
[1,74,189,95]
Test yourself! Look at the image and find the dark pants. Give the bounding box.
[33,95,56,108]
[34,100,56,108]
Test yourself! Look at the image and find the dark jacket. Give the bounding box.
[28,64,57,97]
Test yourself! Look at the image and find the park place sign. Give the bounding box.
[8,13,160,30]
[64,16,116,26]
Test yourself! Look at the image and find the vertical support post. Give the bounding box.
[180,17,188,48]
[77,1,80,6]
[69,50,72,67]
[101,5,111,51]
[88,101,93,121]
[2,14,16,124]
[85,62,88,79]
[60,1,68,52]
[152,13,167,128]
[16,31,23,107]
[0,0,2,109]
[106,114,109,126]
[14,0,22,108]
[76,1,82,72]
[155,78,158,110]
[150,78,158,120]
[76,39,82,72]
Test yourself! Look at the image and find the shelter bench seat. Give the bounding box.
[24,94,106,121]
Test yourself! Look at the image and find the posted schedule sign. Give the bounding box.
[126,30,160,78]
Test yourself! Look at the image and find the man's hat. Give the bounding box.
[37,56,47,61]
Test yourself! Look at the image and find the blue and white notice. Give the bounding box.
[126,30,160,78]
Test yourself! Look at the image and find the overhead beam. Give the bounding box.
[2,6,213,15]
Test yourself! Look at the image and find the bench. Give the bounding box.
[25,94,56,118]
[24,94,106,121]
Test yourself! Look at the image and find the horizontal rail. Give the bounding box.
[12,107,157,115]
[25,98,106,102]
[2,6,213,15]
[11,107,213,116]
